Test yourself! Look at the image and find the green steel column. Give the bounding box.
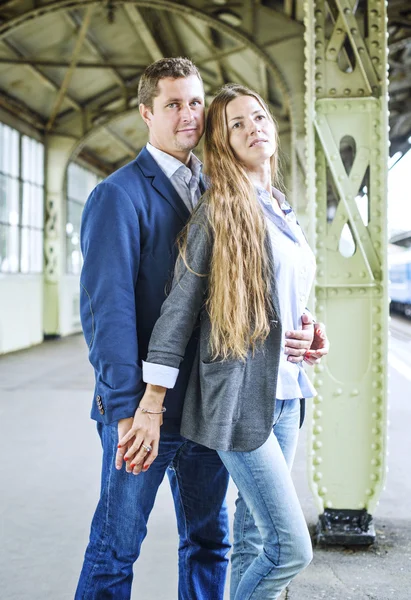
[304,0,389,543]
[44,135,78,336]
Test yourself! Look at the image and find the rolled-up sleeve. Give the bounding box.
[142,361,180,388]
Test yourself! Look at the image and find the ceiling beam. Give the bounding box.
[123,5,163,62]
[65,9,126,89]
[219,61,285,119]
[389,36,411,54]
[0,89,46,130]
[283,0,295,18]
[0,0,21,14]
[179,15,224,86]
[104,125,136,159]
[112,154,136,170]
[389,78,411,94]
[157,9,185,57]
[193,35,302,68]
[1,37,82,111]
[389,99,411,136]
[194,44,247,66]
[54,71,142,129]
[0,57,146,69]
[77,147,114,176]
[259,62,268,101]
[46,6,93,131]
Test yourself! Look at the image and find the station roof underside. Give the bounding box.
[0,0,409,174]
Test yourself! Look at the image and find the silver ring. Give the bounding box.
[142,444,152,453]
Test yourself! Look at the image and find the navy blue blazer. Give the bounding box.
[80,147,202,431]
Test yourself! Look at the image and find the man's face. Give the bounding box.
[140,75,205,163]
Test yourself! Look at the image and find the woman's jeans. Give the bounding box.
[218,399,313,600]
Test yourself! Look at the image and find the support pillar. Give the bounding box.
[43,135,77,337]
[304,0,389,544]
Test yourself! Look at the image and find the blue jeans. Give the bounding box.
[218,399,312,600]
[75,424,230,600]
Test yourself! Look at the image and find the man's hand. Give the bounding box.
[284,313,315,363]
[304,322,330,365]
[115,418,134,472]
[117,384,167,475]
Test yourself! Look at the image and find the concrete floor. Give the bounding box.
[1,318,411,600]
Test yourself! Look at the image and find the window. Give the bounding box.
[0,122,44,274]
[66,163,100,275]
[21,136,44,273]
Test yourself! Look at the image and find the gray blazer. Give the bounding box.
[147,203,282,452]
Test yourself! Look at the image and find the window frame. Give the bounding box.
[65,162,101,276]
[0,122,45,275]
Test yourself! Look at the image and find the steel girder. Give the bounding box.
[304,0,389,544]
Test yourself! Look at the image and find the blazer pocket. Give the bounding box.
[199,360,244,424]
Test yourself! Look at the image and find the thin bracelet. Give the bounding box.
[139,406,167,415]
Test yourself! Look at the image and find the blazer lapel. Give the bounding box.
[136,147,190,223]
[199,173,207,195]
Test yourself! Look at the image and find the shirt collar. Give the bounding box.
[188,152,203,181]
[146,142,202,180]
[256,185,293,215]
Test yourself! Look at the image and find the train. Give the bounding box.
[389,248,411,317]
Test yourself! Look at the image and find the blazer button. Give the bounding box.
[96,395,104,414]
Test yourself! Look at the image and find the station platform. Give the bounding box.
[1,321,410,600]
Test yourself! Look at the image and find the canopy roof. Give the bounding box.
[0,1,409,173]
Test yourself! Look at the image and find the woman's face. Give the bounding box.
[225,95,276,171]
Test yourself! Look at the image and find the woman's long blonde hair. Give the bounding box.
[180,84,281,361]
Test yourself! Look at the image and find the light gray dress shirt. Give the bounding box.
[146,142,202,211]
[257,186,317,399]
[142,143,202,388]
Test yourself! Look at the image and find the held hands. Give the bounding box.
[116,384,167,475]
[304,322,330,365]
[284,315,330,365]
[284,313,315,363]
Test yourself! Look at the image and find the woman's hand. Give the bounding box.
[284,313,314,363]
[304,322,330,365]
[116,385,167,475]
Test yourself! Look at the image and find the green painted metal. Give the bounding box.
[43,135,78,335]
[304,0,389,520]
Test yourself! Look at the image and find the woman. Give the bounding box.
[121,84,316,599]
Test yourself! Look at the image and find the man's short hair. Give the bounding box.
[137,57,203,110]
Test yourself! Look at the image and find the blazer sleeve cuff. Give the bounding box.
[142,360,179,388]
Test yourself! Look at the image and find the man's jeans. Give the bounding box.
[75,423,230,600]
[218,399,312,600]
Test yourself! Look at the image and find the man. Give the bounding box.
[76,58,230,600]
[76,57,328,600]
